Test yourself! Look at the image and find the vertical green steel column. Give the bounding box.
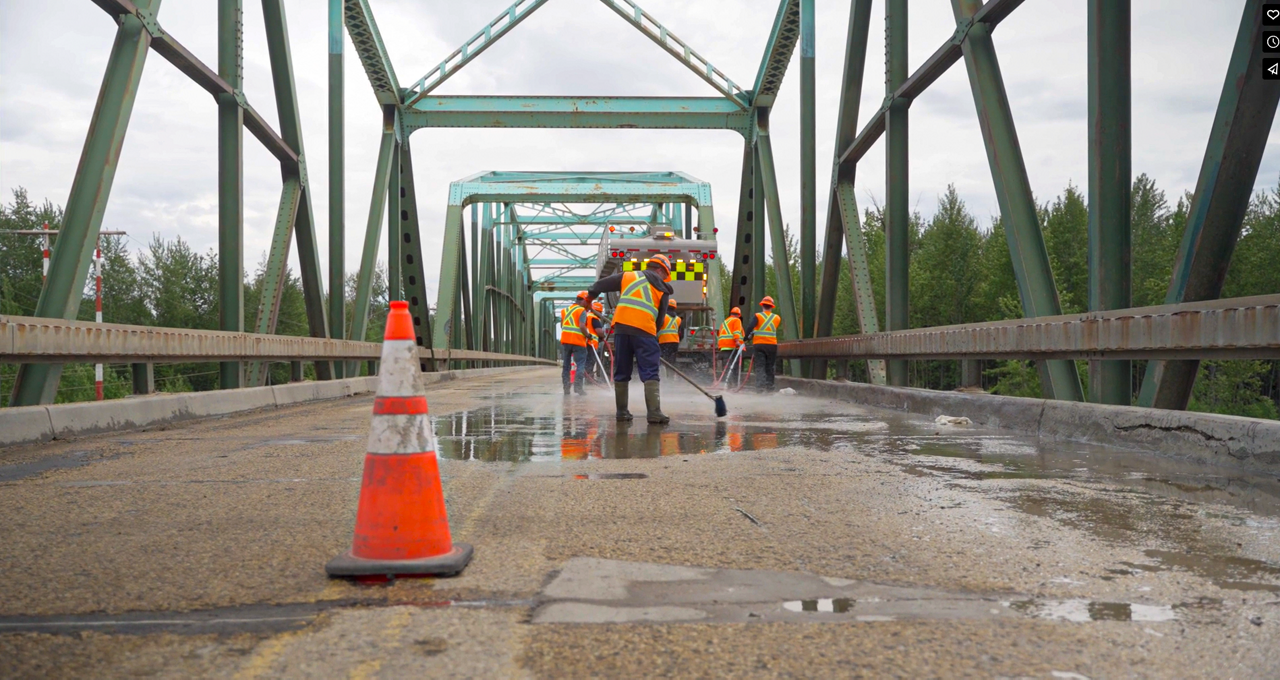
[730,144,755,310]
[395,141,434,369]
[752,148,766,315]
[799,0,816,347]
[471,203,483,349]
[755,110,802,365]
[327,0,345,377]
[386,142,401,301]
[815,0,874,380]
[1139,0,1280,409]
[218,0,244,389]
[1087,0,1131,405]
[350,126,395,347]
[952,0,1083,402]
[883,0,909,386]
[8,0,160,406]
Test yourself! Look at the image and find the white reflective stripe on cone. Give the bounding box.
[377,339,420,397]
[367,413,437,455]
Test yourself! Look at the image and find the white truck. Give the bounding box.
[594,227,721,374]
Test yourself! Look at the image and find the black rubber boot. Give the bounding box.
[644,380,669,424]
[563,383,571,396]
[615,382,633,421]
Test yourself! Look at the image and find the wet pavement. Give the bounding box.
[1,367,1278,678]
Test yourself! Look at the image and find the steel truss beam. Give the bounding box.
[813,0,883,384]
[1087,0,1131,404]
[93,0,298,169]
[1139,0,1280,410]
[952,0,1081,401]
[10,0,159,406]
[343,0,400,106]
[836,0,1024,168]
[405,0,551,104]
[777,296,1280,362]
[752,0,801,108]
[402,96,752,134]
[596,0,749,108]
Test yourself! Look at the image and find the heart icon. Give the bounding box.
[1270,8,1280,20]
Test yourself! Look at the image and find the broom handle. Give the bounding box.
[660,357,719,402]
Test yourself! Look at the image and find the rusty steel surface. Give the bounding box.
[778,296,1280,361]
[0,316,554,365]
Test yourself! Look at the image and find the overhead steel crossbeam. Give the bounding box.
[402,96,752,135]
[778,296,1280,361]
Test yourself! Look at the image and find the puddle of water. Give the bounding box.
[1007,599,1177,622]
[1138,549,1280,593]
[0,450,123,483]
[429,404,878,462]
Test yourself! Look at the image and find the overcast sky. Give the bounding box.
[2,0,1276,302]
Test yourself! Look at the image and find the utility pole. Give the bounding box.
[5,228,125,400]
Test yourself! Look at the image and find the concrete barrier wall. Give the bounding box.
[777,377,1280,472]
[1,366,549,448]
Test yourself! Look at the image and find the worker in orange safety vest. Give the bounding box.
[717,307,744,385]
[656,298,683,378]
[586,254,674,424]
[743,295,781,391]
[560,291,591,396]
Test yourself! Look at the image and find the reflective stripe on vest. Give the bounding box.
[657,315,681,343]
[752,312,780,345]
[587,312,600,347]
[612,271,661,336]
[718,317,742,349]
[561,305,587,346]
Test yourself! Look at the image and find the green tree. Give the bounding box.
[1041,183,1089,314]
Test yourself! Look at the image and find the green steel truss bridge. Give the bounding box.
[3,0,1279,414]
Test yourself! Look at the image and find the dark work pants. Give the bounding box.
[561,343,588,389]
[613,333,660,383]
[753,344,778,390]
[660,343,679,377]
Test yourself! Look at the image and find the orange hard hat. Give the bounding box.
[592,301,603,312]
[730,307,741,316]
[647,253,671,272]
[576,290,589,301]
[668,299,677,309]
[760,296,775,308]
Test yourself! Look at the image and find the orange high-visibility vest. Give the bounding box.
[586,312,601,348]
[561,305,588,346]
[751,312,780,345]
[612,271,662,336]
[657,314,681,344]
[717,316,743,350]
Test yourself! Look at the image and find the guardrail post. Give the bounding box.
[291,361,303,382]
[131,363,154,395]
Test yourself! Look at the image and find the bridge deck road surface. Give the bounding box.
[1,366,1278,678]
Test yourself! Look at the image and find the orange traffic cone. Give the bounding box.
[326,301,473,579]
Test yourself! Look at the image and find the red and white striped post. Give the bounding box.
[94,241,103,401]
[41,222,50,281]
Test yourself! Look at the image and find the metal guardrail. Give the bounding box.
[0,315,555,366]
[778,296,1280,361]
